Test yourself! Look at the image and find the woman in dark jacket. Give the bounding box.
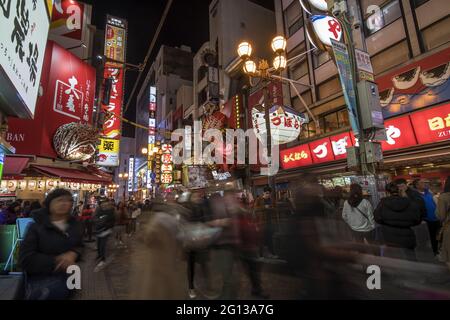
[19,189,84,300]
[374,183,422,260]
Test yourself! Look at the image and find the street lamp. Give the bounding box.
[141,147,148,155]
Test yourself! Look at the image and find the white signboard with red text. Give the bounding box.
[0,0,54,118]
[281,103,450,170]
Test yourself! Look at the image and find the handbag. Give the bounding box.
[177,221,222,250]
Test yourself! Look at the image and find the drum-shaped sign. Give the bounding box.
[309,15,343,49]
[300,0,328,14]
[252,105,308,146]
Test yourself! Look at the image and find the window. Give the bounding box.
[364,0,402,36]
[323,112,339,133]
[421,16,450,52]
[371,40,409,75]
[317,76,341,100]
[337,109,350,128]
[290,58,308,80]
[300,120,318,140]
[198,88,207,106]
[412,0,429,8]
[284,1,303,37]
[313,51,331,69]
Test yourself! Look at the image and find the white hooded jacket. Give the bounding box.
[342,199,375,232]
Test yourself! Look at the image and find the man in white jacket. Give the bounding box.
[342,184,376,244]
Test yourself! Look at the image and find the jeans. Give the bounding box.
[97,235,109,262]
[25,274,70,300]
[240,251,263,294]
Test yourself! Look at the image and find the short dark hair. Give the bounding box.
[263,186,272,193]
[394,178,407,185]
[386,182,400,195]
[44,189,73,208]
[412,179,421,189]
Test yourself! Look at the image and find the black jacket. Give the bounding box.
[93,207,116,234]
[374,196,422,249]
[406,188,427,221]
[19,209,84,276]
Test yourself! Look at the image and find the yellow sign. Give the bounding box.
[99,139,119,153]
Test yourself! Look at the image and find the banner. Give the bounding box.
[101,66,124,139]
[0,0,54,117]
[96,138,120,167]
[104,15,127,64]
[331,39,360,136]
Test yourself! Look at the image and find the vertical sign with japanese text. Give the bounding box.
[0,0,54,117]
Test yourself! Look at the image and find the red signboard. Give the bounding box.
[381,116,417,151]
[101,65,124,139]
[310,137,334,164]
[410,102,450,145]
[280,144,313,170]
[330,132,353,160]
[50,0,85,41]
[6,41,96,158]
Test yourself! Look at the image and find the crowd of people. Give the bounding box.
[3,174,449,300]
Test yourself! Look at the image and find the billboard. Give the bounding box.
[96,138,120,167]
[0,0,54,118]
[6,41,96,158]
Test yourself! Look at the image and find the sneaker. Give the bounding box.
[188,289,197,299]
[94,261,106,273]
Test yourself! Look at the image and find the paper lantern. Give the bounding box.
[252,105,308,145]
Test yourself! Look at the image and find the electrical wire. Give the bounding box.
[123,0,174,114]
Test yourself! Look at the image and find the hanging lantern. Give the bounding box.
[7,180,17,192]
[17,180,27,191]
[53,122,98,161]
[28,180,37,191]
[252,105,308,145]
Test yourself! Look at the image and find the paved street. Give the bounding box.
[72,213,450,300]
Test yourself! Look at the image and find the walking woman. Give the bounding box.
[342,183,376,243]
[437,177,450,269]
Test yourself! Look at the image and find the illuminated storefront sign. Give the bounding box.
[280,103,450,170]
[128,156,134,192]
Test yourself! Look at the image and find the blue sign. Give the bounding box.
[331,39,360,136]
[150,172,156,179]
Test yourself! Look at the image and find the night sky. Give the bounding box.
[82,0,275,137]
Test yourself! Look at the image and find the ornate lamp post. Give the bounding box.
[118,172,129,201]
[237,36,288,200]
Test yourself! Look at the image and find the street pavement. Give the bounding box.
[73,212,450,300]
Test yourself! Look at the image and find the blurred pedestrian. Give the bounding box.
[80,204,95,242]
[130,196,189,299]
[93,199,116,272]
[115,201,129,248]
[208,191,241,300]
[395,178,426,220]
[342,184,375,243]
[1,202,21,225]
[413,178,441,256]
[285,183,357,299]
[72,201,84,218]
[374,183,422,261]
[19,189,84,300]
[254,187,277,259]
[437,177,450,267]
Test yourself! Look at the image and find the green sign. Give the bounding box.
[0,225,17,271]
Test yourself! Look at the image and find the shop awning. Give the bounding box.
[31,165,112,184]
[3,156,30,176]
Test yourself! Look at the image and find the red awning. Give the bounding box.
[31,165,112,184]
[3,156,30,176]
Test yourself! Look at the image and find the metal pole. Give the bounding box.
[262,82,276,205]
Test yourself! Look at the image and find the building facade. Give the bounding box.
[265,0,450,197]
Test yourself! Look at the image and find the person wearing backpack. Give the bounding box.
[342,184,376,244]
